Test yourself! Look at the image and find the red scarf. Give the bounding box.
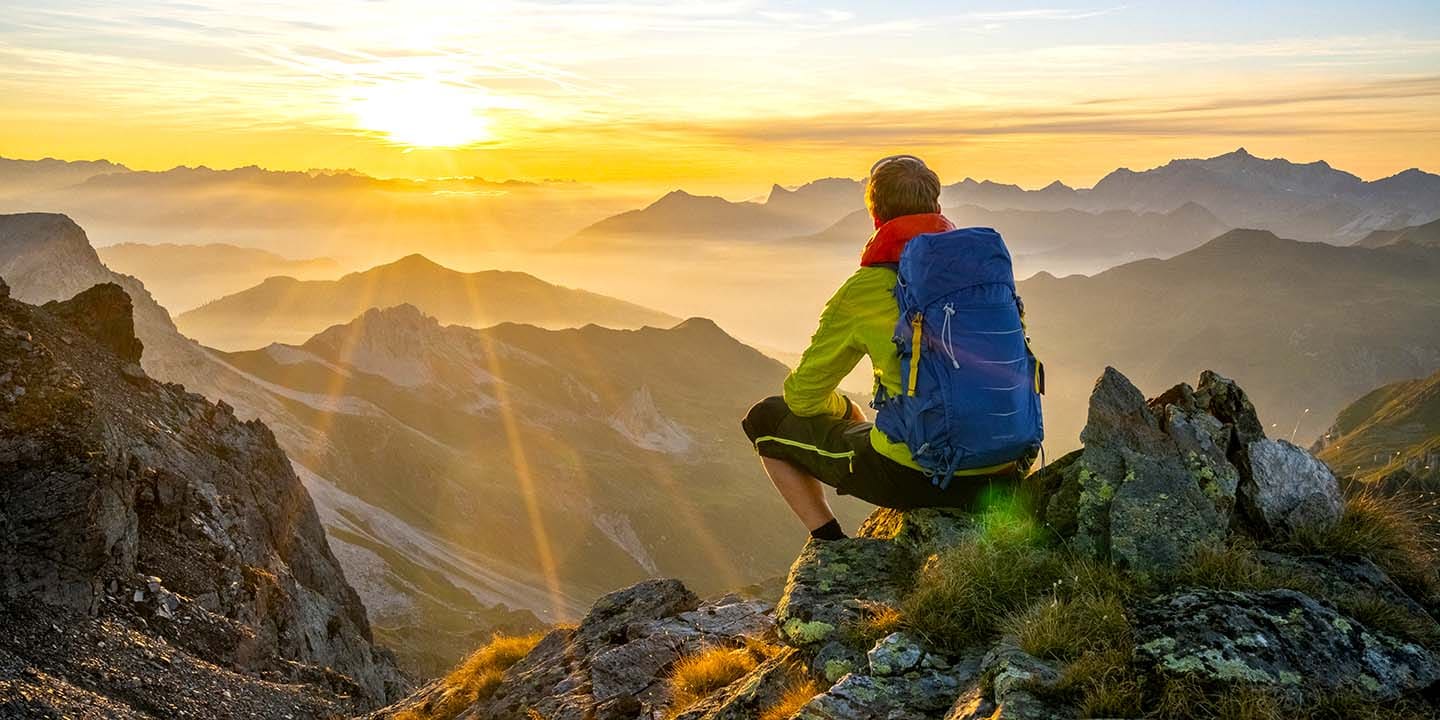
[859,213,955,267]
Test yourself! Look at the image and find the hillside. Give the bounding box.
[1019,229,1440,450]
[0,278,409,716]
[98,241,341,312]
[212,305,869,674]
[1355,217,1440,249]
[176,253,679,349]
[374,368,1440,720]
[1315,369,1440,489]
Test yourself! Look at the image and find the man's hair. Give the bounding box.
[865,156,941,224]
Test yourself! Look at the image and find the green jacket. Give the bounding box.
[782,265,922,471]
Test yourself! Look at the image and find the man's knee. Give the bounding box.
[741,396,790,443]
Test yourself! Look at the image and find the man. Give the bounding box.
[742,155,1030,541]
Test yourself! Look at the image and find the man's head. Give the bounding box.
[865,154,941,225]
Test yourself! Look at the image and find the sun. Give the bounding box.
[350,81,496,148]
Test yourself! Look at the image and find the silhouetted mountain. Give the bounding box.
[98,241,341,311]
[576,149,1440,254]
[1084,148,1440,243]
[176,253,679,349]
[1315,369,1440,489]
[0,156,130,195]
[1020,229,1440,450]
[808,202,1229,276]
[0,279,408,716]
[213,306,868,673]
[764,177,864,223]
[1354,217,1440,249]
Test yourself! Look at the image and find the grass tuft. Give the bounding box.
[399,632,543,720]
[1279,487,1439,599]
[1004,593,1131,664]
[900,521,1066,654]
[758,678,822,720]
[666,646,760,716]
[1334,593,1440,648]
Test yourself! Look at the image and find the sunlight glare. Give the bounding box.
[350,81,496,148]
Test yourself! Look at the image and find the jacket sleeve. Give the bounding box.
[783,276,864,418]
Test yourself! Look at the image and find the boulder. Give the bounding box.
[576,578,699,650]
[857,507,976,558]
[774,538,910,647]
[1241,439,1344,535]
[793,664,977,720]
[1027,368,1231,576]
[1135,589,1440,702]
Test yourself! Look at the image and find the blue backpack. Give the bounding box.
[873,227,1044,489]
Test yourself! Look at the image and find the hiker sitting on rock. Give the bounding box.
[743,155,1044,541]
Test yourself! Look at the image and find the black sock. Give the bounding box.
[810,519,846,541]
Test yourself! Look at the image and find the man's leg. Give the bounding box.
[760,456,838,534]
[743,396,855,539]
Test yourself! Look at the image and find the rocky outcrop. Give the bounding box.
[1025,367,1348,577]
[0,281,408,716]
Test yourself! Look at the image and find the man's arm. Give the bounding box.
[783,276,865,418]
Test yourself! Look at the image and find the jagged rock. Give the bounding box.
[867,632,925,676]
[1025,368,1272,576]
[463,581,773,720]
[1241,439,1344,535]
[775,538,910,647]
[40,282,143,365]
[793,657,980,720]
[1194,370,1266,448]
[577,578,700,650]
[673,648,808,720]
[0,285,407,710]
[857,507,976,558]
[813,639,868,683]
[980,639,1059,701]
[1135,589,1440,702]
[0,275,8,298]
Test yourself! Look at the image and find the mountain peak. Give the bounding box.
[377,253,446,273]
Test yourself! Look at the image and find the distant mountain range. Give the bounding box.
[98,241,341,312]
[571,149,1440,257]
[1314,369,1440,489]
[1020,229,1440,449]
[176,253,678,349]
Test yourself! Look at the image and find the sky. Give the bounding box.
[2,0,1439,196]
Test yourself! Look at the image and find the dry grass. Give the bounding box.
[758,678,822,720]
[666,646,760,716]
[1279,487,1440,600]
[1004,593,1131,664]
[396,632,544,720]
[900,519,1067,654]
[842,603,904,648]
[1334,593,1440,648]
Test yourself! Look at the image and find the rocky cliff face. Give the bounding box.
[373,367,1440,720]
[0,278,409,717]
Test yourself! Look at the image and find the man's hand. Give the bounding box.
[844,397,868,423]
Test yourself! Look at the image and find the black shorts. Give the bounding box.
[741,396,1019,511]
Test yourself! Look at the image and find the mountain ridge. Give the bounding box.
[176,252,679,350]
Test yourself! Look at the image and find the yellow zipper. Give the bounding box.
[907,313,923,396]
